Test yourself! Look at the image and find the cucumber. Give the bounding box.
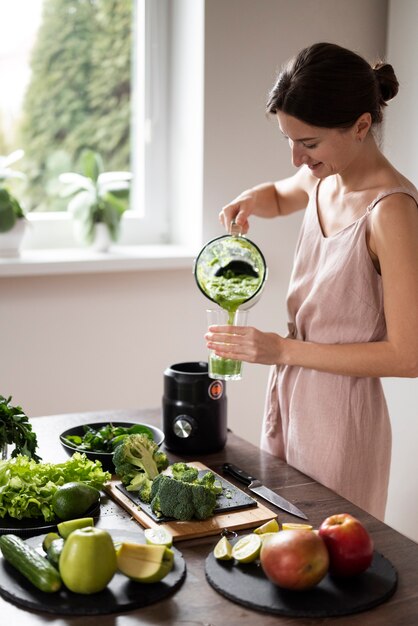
[0,534,62,593]
[47,537,65,568]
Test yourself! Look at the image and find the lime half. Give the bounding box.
[213,536,233,561]
[144,527,173,548]
[253,518,280,535]
[232,533,262,563]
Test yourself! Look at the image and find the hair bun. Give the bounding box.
[373,62,399,102]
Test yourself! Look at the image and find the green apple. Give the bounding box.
[59,526,117,594]
[117,542,174,583]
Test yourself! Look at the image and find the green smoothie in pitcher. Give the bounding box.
[202,268,262,323]
[195,233,267,380]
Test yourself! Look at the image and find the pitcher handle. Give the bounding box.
[229,219,243,237]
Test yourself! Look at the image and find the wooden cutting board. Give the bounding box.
[105,462,276,542]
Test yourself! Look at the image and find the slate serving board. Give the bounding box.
[105,462,277,542]
[0,529,186,616]
[116,468,258,522]
[205,545,397,618]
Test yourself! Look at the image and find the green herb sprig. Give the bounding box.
[0,395,41,462]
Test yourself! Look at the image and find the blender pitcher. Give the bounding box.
[194,223,268,314]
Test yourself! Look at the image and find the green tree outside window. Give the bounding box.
[18,0,132,212]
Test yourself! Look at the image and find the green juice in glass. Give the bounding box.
[204,269,261,379]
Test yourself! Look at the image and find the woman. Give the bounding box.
[205,43,418,520]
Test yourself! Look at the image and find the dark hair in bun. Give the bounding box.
[267,42,399,128]
[372,62,399,110]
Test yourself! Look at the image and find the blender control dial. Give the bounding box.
[173,415,197,438]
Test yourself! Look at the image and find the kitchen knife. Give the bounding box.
[222,462,308,520]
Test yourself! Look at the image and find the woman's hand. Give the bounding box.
[219,189,255,235]
[218,182,284,234]
[205,324,285,366]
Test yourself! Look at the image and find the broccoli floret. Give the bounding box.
[126,472,153,502]
[113,434,168,492]
[171,462,199,483]
[198,470,223,495]
[154,450,170,473]
[150,472,217,521]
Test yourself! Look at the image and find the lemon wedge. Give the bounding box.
[282,522,313,531]
[144,527,173,548]
[253,518,280,535]
[213,536,233,561]
[231,534,262,563]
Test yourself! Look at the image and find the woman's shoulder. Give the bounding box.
[367,164,418,210]
[369,177,418,211]
[368,183,418,243]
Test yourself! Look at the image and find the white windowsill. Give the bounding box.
[0,245,197,277]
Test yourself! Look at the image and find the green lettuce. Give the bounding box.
[0,452,111,521]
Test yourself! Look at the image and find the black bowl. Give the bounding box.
[59,421,165,473]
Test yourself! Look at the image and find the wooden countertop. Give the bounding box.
[2,407,418,625]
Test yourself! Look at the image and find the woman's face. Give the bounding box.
[276,111,360,178]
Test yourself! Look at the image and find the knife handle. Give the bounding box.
[222,463,257,485]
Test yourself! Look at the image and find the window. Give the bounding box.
[0,0,204,254]
[0,0,161,249]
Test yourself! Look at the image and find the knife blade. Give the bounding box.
[222,462,308,520]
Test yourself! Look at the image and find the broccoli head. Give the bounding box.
[150,471,218,521]
[191,483,218,520]
[151,474,195,520]
[113,433,169,491]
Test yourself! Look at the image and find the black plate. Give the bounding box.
[0,529,186,615]
[205,541,397,618]
[59,421,165,473]
[0,500,101,538]
[116,469,258,522]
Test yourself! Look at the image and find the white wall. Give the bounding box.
[382,0,418,543]
[202,0,388,449]
[4,0,417,540]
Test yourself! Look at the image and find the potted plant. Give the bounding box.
[0,150,27,257]
[59,149,132,251]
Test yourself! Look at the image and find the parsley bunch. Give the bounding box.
[0,395,41,462]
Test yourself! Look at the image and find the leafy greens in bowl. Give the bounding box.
[59,421,165,473]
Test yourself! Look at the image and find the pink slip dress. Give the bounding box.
[261,184,418,520]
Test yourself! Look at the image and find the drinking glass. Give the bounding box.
[206,308,248,381]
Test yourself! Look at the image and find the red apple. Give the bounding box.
[260,529,329,590]
[318,513,374,577]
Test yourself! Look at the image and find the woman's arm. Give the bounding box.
[207,194,418,378]
[219,166,316,234]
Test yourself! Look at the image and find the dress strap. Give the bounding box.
[367,187,418,213]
